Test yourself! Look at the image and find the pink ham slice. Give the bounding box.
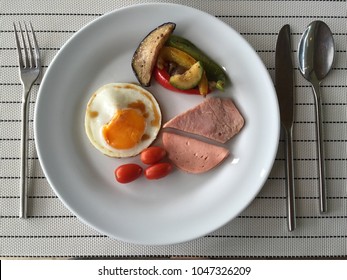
[162,132,229,174]
[163,97,245,143]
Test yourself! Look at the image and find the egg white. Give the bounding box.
[85,83,161,157]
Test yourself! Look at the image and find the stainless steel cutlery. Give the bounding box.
[276,21,334,229]
[14,22,41,218]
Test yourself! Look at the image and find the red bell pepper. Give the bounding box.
[154,67,208,95]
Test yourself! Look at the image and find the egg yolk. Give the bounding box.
[102,109,146,149]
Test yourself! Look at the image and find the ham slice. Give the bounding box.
[162,132,229,174]
[163,97,244,143]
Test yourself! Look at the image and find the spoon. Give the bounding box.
[298,20,335,213]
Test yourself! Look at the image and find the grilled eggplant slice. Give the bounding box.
[132,22,176,87]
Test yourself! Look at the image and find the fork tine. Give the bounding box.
[18,22,30,68]
[13,22,24,69]
[29,22,40,68]
[24,22,34,68]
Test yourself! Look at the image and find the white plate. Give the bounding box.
[34,3,280,245]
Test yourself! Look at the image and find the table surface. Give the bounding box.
[1,0,346,258]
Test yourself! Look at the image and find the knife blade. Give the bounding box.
[275,24,296,231]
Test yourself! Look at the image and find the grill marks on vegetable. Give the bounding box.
[131,22,176,87]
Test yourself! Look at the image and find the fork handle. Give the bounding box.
[20,89,30,219]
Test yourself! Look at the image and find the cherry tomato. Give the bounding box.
[140,146,167,165]
[145,162,173,180]
[115,163,143,184]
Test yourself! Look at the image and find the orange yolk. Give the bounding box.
[102,109,146,149]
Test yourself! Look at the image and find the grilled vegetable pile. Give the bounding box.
[131,22,228,97]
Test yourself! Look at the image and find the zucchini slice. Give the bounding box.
[170,61,204,90]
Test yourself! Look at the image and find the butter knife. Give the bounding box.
[275,24,296,231]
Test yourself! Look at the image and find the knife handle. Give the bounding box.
[284,127,296,231]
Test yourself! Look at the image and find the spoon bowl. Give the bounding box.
[298,21,335,81]
[298,20,335,213]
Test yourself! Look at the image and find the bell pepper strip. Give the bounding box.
[157,46,196,69]
[154,67,208,95]
[198,71,209,96]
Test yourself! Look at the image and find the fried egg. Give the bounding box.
[85,83,162,158]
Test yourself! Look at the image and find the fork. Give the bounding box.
[13,22,41,218]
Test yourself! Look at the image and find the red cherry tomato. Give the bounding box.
[140,146,167,165]
[115,163,143,184]
[145,162,173,180]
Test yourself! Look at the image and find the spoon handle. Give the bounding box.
[284,126,296,231]
[312,81,327,213]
